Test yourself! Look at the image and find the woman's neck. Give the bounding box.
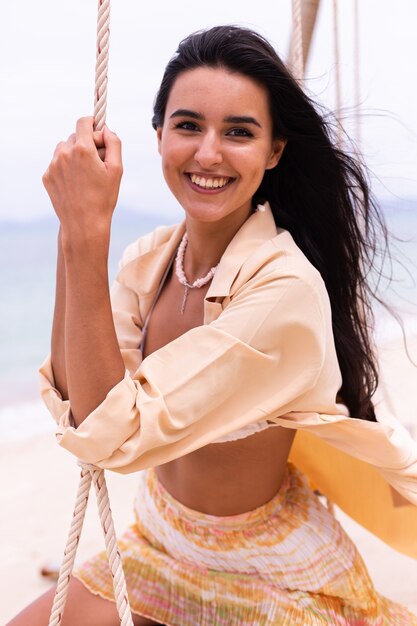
[183,207,253,281]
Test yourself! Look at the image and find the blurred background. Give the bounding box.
[1,0,417,441]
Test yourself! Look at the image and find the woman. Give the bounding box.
[9,25,417,625]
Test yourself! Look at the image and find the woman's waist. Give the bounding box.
[131,458,356,589]
[153,426,296,516]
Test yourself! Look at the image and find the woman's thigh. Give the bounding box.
[6,576,161,626]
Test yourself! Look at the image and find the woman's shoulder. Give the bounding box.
[118,222,179,269]
[238,225,327,299]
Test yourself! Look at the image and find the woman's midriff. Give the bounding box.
[144,267,296,516]
[155,427,296,516]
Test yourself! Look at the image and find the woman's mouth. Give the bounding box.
[185,173,235,193]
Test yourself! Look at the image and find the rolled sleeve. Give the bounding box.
[39,355,71,425]
[51,272,327,473]
[56,371,139,463]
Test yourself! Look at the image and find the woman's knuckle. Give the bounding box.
[113,163,123,176]
[48,157,58,171]
[73,142,89,157]
[58,148,71,163]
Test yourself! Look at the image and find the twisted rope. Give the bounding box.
[291,0,304,81]
[48,464,134,625]
[48,467,92,626]
[94,0,111,131]
[353,0,361,150]
[48,2,134,623]
[332,0,343,146]
[91,466,133,624]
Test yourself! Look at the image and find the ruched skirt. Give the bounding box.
[73,463,417,625]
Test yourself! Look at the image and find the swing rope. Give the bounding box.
[47,2,134,624]
[353,0,361,150]
[291,0,304,80]
[332,0,343,146]
[94,0,110,131]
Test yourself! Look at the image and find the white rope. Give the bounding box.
[291,0,304,81]
[91,466,133,624]
[353,0,361,150]
[48,464,134,625]
[94,0,111,131]
[48,467,92,626]
[48,2,134,623]
[332,0,343,146]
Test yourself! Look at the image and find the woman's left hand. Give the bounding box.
[42,116,123,243]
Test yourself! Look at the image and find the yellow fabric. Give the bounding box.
[289,431,417,559]
[39,202,417,555]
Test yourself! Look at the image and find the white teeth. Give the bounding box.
[189,174,230,189]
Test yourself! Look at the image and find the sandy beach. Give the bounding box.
[1,334,417,623]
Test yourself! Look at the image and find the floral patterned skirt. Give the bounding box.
[73,463,417,625]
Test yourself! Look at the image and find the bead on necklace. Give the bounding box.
[175,232,219,314]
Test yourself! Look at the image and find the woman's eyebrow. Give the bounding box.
[169,109,262,128]
[170,109,204,120]
[224,115,261,128]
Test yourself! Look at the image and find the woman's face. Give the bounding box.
[157,67,285,225]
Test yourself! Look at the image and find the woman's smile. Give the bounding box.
[185,172,236,193]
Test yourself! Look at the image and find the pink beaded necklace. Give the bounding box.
[175,232,219,314]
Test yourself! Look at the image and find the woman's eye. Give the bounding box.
[227,128,253,138]
[174,121,199,131]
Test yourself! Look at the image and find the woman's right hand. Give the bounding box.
[42,116,123,246]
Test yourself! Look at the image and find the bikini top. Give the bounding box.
[139,250,276,444]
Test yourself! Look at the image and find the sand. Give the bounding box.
[1,334,417,623]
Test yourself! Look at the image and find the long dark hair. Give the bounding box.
[152,25,392,422]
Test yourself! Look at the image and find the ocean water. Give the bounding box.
[0,201,416,442]
[0,210,174,441]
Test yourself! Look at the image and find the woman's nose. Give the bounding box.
[194,131,223,168]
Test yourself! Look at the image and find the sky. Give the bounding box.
[1,0,416,222]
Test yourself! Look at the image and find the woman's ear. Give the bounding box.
[156,126,163,155]
[266,139,287,170]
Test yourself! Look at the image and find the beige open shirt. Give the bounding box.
[39,202,417,554]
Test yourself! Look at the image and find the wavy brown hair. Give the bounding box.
[152,25,395,422]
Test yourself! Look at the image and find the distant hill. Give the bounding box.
[0,208,178,233]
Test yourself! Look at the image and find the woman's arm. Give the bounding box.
[43,116,125,426]
[50,228,68,400]
[62,228,125,425]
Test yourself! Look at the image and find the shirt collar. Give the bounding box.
[206,201,277,300]
[118,200,277,304]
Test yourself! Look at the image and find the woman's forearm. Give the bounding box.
[42,118,124,425]
[62,230,125,427]
[51,229,68,400]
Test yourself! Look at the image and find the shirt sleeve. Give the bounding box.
[47,267,328,473]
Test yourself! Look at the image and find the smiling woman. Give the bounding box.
[7,24,417,626]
